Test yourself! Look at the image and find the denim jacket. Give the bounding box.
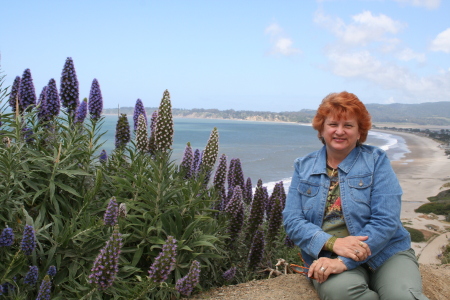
[283,144,411,271]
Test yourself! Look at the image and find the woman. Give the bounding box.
[283,92,427,300]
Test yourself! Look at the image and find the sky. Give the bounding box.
[1,0,449,112]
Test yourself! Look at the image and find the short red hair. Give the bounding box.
[312,91,372,143]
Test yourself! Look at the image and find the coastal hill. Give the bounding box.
[104,101,450,126]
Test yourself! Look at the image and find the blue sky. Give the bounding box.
[1,0,449,112]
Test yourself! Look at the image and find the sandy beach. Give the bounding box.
[378,130,450,264]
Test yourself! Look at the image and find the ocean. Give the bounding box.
[99,115,410,193]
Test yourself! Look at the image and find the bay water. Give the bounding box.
[99,115,409,192]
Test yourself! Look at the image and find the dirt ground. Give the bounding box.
[189,264,450,300]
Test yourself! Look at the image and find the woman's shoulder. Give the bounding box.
[294,149,321,164]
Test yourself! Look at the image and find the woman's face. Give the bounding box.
[321,114,361,156]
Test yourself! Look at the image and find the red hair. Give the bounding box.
[312,91,372,143]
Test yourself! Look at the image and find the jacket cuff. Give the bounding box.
[310,231,332,258]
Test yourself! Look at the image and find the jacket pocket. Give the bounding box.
[347,174,372,204]
[297,181,320,210]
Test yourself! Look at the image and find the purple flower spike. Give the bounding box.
[175,260,201,297]
[47,265,57,277]
[0,227,14,247]
[213,154,227,190]
[24,266,39,285]
[104,197,119,226]
[88,78,103,121]
[135,114,149,153]
[60,57,79,116]
[133,99,147,132]
[74,98,88,124]
[37,86,49,121]
[8,76,21,112]
[19,68,36,113]
[148,110,158,154]
[243,177,253,205]
[154,90,174,152]
[89,225,123,290]
[245,182,265,242]
[191,149,202,178]
[267,197,283,248]
[225,186,244,247]
[46,78,60,119]
[36,275,52,300]
[247,227,265,270]
[180,142,194,179]
[222,266,237,281]
[20,224,36,255]
[115,114,131,149]
[99,149,108,163]
[148,236,177,283]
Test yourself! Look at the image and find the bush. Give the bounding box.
[415,201,450,215]
[404,226,425,242]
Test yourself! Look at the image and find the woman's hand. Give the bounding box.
[308,257,347,283]
[333,236,372,262]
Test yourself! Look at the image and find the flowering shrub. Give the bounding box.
[176,260,201,296]
[88,78,103,121]
[148,236,177,283]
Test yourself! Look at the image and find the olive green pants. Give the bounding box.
[312,249,428,300]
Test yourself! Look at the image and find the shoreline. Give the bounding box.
[376,129,450,263]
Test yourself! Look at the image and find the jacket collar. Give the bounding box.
[311,145,362,175]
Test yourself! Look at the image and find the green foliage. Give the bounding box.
[415,201,450,215]
[404,226,425,242]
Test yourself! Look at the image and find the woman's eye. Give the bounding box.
[345,124,353,128]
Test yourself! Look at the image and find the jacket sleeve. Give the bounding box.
[341,150,404,270]
[283,158,332,259]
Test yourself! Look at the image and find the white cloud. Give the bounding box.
[393,0,440,10]
[314,10,404,46]
[396,48,426,62]
[265,22,301,56]
[430,28,450,53]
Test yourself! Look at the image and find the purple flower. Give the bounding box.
[243,177,253,205]
[0,227,14,247]
[36,275,52,300]
[148,111,158,154]
[175,260,201,296]
[200,127,219,175]
[37,86,49,121]
[267,197,283,248]
[22,127,35,143]
[227,158,245,200]
[180,142,194,179]
[99,149,108,163]
[47,265,57,277]
[222,266,237,281]
[135,114,148,153]
[245,182,266,242]
[133,99,147,132]
[74,98,87,124]
[213,154,227,190]
[154,90,174,152]
[104,197,119,226]
[19,68,36,113]
[89,226,123,290]
[24,266,39,285]
[224,186,244,247]
[115,114,131,149]
[148,236,177,283]
[285,235,295,247]
[88,78,103,121]
[60,57,79,115]
[247,227,265,270]
[8,76,21,112]
[20,224,36,255]
[46,78,60,119]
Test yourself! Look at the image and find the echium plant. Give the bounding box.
[191,149,202,178]
[154,90,174,153]
[115,113,131,149]
[8,76,21,112]
[224,186,245,247]
[200,127,219,176]
[37,86,49,121]
[104,196,119,226]
[222,266,237,281]
[267,197,283,249]
[148,110,158,154]
[74,98,88,124]
[180,142,194,179]
[227,158,245,201]
[88,78,103,121]
[24,266,39,285]
[60,57,79,116]
[36,275,52,300]
[19,68,36,113]
[245,181,265,243]
[99,149,108,163]
[136,114,149,153]
[133,98,147,132]
[243,177,253,205]
[20,224,36,255]
[213,154,227,191]
[0,227,14,247]
[175,260,201,297]
[46,78,60,120]
[247,227,265,270]
[148,236,177,283]
[89,225,123,290]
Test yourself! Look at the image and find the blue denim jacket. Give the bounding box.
[283,144,411,271]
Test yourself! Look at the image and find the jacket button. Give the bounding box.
[307,189,311,194]
[359,180,363,187]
